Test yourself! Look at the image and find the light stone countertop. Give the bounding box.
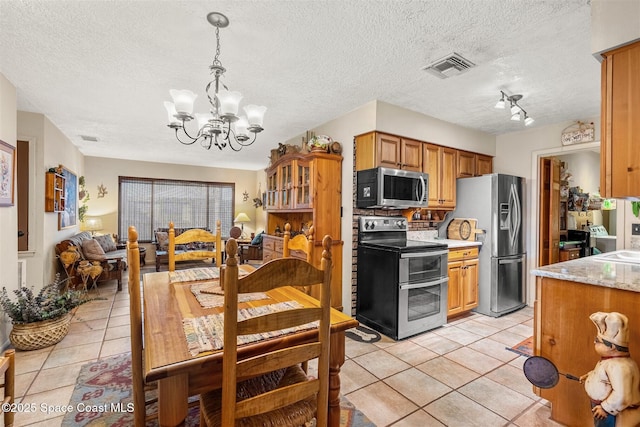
[531,254,640,293]
[407,230,482,249]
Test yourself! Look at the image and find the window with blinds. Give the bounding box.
[118,177,234,243]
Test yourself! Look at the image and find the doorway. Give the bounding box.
[534,142,614,267]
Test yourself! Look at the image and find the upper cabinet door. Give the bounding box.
[376,133,401,169]
[601,41,640,198]
[457,151,476,178]
[476,154,493,176]
[399,138,423,171]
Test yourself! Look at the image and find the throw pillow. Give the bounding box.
[155,231,169,250]
[251,231,264,246]
[94,234,117,253]
[82,239,107,261]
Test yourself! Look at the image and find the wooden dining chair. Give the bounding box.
[1,349,15,427]
[127,226,158,426]
[199,235,333,427]
[168,220,222,271]
[283,222,315,298]
[282,222,314,262]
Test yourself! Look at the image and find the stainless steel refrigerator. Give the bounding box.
[444,173,526,317]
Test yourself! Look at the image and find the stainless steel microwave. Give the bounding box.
[356,167,429,209]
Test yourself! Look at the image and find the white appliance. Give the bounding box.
[443,174,526,317]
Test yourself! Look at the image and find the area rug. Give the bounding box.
[62,353,375,426]
[345,325,381,343]
[506,336,534,357]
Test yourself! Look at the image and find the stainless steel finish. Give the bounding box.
[447,173,526,317]
[356,167,429,209]
[400,250,449,258]
[399,277,448,291]
[398,252,448,284]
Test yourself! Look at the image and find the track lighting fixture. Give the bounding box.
[494,91,534,126]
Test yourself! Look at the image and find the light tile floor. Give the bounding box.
[9,265,565,426]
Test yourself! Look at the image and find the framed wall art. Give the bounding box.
[59,166,78,229]
[0,140,16,207]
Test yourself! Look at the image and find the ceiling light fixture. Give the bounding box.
[495,91,534,126]
[164,12,266,151]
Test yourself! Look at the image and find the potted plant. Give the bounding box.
[308,135,332,152]
[0,274,98,350]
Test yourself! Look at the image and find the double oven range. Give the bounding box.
[356,216,449,340]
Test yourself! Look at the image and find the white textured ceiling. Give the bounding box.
[0,0,599,171]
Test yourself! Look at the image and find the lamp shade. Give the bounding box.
[234,212,251,223]
[85,217,103,232]
[164,102,180,126]
[170,90,198,115]
[216,90,243,116]
[244,104,267,127]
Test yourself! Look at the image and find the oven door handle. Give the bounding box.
[400,249,449,259]
[400,277,449,290]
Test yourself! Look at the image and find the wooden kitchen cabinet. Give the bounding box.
[423,143,456,209]
[534,276,640,426]
[457,151,493,178]
[600,40,640,198]
[456,150,476,178]
[45,171,65,212]
[355,132,422,172]
[475,154,493,176]
[265,150,343,310]
[447,246,479,317]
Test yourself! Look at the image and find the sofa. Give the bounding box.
[55,232,127,291]
[154,226,214,271]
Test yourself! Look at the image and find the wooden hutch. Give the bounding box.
[263,150,343,310]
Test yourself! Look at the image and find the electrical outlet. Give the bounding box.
[632,224,640,236]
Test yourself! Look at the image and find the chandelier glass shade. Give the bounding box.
[494,90,534,126]
[164,12,266,151]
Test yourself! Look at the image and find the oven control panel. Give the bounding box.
[359,216,407,232]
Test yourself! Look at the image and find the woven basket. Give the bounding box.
[10,313,72,351]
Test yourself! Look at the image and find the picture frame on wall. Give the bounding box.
[0,140,16,207]
[59,166,78,229]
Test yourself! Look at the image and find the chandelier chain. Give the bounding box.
[212,25,222,68]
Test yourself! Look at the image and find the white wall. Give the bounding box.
[556,150,601,194]
[591,0,640,57]
[375,101,496,155]
[18,111,85,286]
[83,156,262,239]
[0,73,18,349]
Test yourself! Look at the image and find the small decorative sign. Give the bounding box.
[561,121,595,146]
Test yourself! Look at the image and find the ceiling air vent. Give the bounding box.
[422,52,475,79]
[80,135,99,142]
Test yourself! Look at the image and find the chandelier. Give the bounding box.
[494,90,534,126]
[164,12,266,151]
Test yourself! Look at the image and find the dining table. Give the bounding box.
[142,264,359,427]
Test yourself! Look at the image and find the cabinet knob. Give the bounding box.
[628,167,633,172]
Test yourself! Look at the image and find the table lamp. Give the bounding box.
[84,216,103,236]
[233,212,251,239]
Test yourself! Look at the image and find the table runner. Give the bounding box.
[182,301,318,356]
[190,281,269,309]
[169,266,220,283]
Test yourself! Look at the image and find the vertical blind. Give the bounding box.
[118,177,234,242]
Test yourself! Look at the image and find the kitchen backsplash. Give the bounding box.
[407,230,438,241]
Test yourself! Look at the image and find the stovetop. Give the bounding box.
[360,239,447,252]
[358,216,447,252]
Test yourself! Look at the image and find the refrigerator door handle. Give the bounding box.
[498,257,524,265]
[509,183,521,249]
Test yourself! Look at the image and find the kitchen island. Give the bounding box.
[531,252,640,426]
